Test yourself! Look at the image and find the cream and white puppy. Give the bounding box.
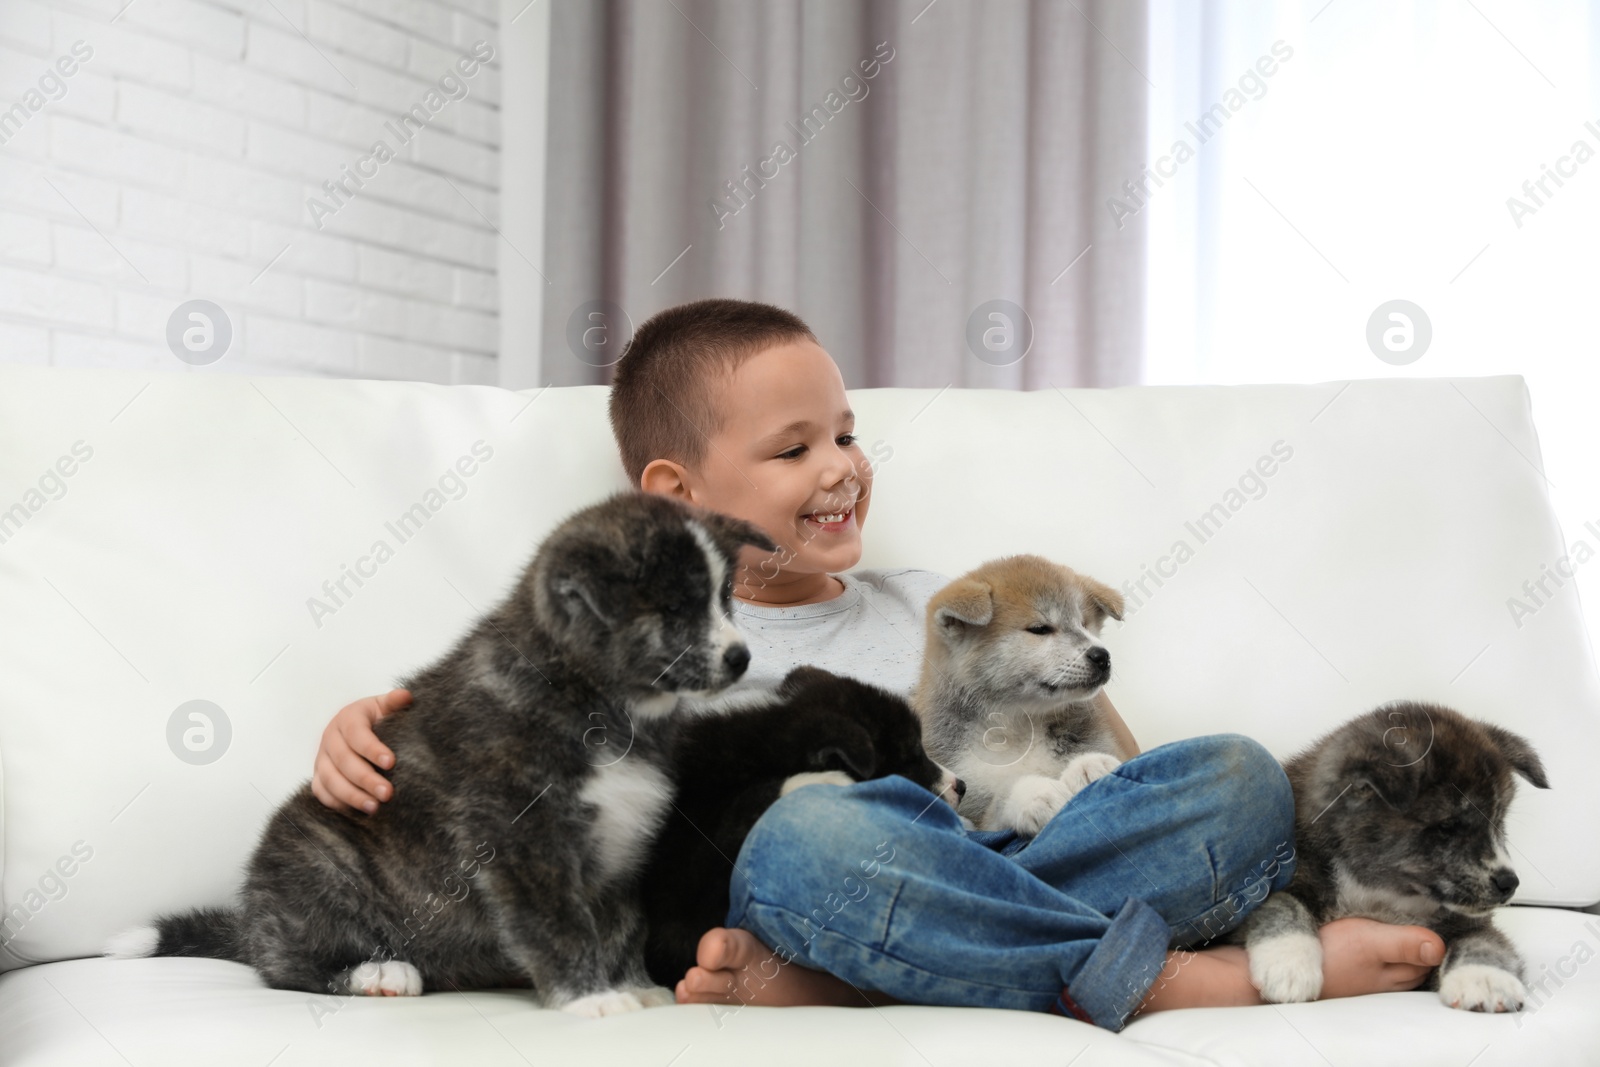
[912,554,1126,836]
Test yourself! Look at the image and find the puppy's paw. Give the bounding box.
[624,984,677,1008]
[344,960,423,997]
[1003,776,1074,836]
[1248,932,1323,1003]
[1439,964,1526,1012]
[779,770,855,796]
[558,988,645,1017]
[1058,752,1122,795]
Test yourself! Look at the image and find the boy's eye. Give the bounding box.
[777,434,858,460]
[1026,624,1054,635]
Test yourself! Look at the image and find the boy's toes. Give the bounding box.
[695,926,771,972]
[677,966,737,1004]
[694,927,737,971]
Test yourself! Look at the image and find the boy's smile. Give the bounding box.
[639,338,874,608]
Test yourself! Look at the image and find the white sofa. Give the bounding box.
[1,366,1596,1067]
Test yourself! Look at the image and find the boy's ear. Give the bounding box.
[933,579,994,631]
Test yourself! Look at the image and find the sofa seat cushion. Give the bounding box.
[1,906,1593,1067]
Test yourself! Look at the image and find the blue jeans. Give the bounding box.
[723,734,1296,1031]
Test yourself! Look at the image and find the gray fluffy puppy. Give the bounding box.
[107,490,776,1018]
[1236,702,1548,1013]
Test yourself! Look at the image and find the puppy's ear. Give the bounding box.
[553,575,616,630]
[779,665,836,695]
[1080,575,1125,626]
[1347,754,1422,811]
[933,579,993,631]
[1481,722,1550,789]
[693,509,779,555]
[813,727,876,781]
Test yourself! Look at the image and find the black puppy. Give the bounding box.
[640,665,955,987]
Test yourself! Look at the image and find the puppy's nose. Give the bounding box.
[1491,868,1519,897]
[1086,647,1110,670]
[953,777,967,799]
[722,644,750,678]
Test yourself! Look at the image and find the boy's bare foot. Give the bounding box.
[674,917,1445,1017]
[1136,917,1446,1017]
[675,926,900,1007]
[1313,916,1445,998]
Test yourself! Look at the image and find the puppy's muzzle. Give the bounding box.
[1085,646,1111,685]
[935,768,965,809]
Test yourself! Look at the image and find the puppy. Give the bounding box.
[1237,702,1549,1012]
[106,491,776,1018]
[638,665,958,987]
[913,554,1126,836]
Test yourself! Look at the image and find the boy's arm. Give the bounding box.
[1096,691,1141,759]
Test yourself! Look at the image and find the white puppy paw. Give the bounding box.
[345,960,423,997]
[1002,775,1074,836]
[558,988,646,1017]
[1248,932,1324,1003]
[1439,963,1526,1012]
[779,770,855,796]
[1058,752,1122,795]
[624,984,676,1008]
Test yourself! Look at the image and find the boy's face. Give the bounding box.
[665,339,874,593]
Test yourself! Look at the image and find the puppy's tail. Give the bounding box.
[104,907,244,963]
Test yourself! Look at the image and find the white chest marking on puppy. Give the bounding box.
[629,691,679,718]
[579,761,674,885]
[680,686,783,718]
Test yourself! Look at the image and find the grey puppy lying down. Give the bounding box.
[1234,702,1549,1013]
[106,490,777,1018]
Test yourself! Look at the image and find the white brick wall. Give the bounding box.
[0,0,500,382]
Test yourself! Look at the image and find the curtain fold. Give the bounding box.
[540,0,1148,389]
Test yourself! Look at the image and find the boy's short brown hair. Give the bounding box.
[607,298,816,487]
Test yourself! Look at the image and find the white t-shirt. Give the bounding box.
[724,568,952,701]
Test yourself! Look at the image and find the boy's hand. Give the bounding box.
[311,688,412,815]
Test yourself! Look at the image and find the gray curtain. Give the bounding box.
[540,0,1147,389]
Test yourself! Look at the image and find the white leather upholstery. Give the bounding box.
[1,366,1596,1063]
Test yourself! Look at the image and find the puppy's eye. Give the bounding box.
[1433,815,1466,833]
[1026,624,1054,635]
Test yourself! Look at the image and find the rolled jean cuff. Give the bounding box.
[1055,896,1171,1032]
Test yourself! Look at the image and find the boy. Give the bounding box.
[310,299,1445,1030]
